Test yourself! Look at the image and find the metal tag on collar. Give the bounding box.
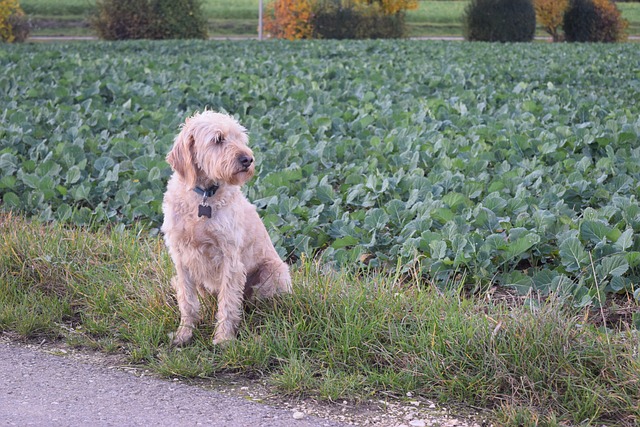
[198,193,212,218]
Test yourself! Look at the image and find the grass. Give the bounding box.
[620,2,640,35]
[18,0,640,38]
[1,211,638,426]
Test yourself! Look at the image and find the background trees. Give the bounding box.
[264,0,628,42]
[264,0,417,39]
[535,0,627,42]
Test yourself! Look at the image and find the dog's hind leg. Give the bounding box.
[171,270,201,347]
[249,260,292,299]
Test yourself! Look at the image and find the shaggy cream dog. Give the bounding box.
[161,111,291,346]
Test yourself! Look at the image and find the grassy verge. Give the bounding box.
[18,0,640,38]
[1,211,638,426]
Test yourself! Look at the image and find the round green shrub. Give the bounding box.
[463,0,536,42]
[93,0,208,40]
[311,0,406,39]
[150,0,209,40]
[563,0,598,41]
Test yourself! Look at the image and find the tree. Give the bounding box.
[264,0,314,40]
[92,0,208,40]
[563,0,627,42]
[0,0,28,43]
[463,0,536,42]
[591,0,628,42]
[533,0,569,42]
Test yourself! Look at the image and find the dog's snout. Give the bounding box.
[239,155,254,168]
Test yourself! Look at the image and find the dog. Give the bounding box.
[161,111,292,346]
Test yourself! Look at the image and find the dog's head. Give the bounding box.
[166,111,255,188]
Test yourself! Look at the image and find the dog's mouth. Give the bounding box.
[234,167,255,178]
[235,166,253,174]
[236,162,255,173]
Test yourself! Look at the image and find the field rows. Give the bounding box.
[1,40,640,306]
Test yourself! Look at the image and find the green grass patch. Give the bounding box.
[407,0,468,24]
[0,211,175,355]
[20,0,93,16]
[1,212,639,425]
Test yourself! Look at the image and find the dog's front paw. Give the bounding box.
[212,336,234,346]
[170,326,194,347]
[213,323,236,345]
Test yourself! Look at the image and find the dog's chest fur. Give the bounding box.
[162,184,249,286]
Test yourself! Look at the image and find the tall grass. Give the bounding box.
[1,211,638,425]
[0,212,175,357]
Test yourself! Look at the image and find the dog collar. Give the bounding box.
[193,185,219,198]
[194,185,219,218]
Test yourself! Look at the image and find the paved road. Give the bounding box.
[0,342,344,427]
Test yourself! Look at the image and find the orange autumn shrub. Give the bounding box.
[533,0,569,41]
[264,0,314,40]
[264,0,417,39]
[591,0,628,41]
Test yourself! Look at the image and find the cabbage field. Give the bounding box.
[1,40,639,305]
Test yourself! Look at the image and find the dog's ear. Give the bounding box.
[211,130,224,144]
[166,127,198,188]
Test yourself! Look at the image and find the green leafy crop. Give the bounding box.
[1,40,639,305]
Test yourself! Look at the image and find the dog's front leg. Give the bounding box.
[213,263,246,345]
[171,270,200,347]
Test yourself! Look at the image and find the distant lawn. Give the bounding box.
[20,0,92,17]
[18,0,640,37]
[20,0,260,18]
[619,2,640,35]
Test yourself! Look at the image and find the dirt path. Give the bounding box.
[0,341,343,427]
[0,337,487,427]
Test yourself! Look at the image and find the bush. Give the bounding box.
[312,0,406,39]
[93,0,151,40]
[534,0,569,41]
[264,0,314,40]
[150,0,208,39]
[5,7,29,42]
[463,0,536,42]
[564,0,627,42]
[0,0,30,43]
[265,0,415,40]
[92,0,208,40]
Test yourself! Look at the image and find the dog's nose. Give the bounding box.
[239,155,254,168]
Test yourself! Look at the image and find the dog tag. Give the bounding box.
[198,204,212,218]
